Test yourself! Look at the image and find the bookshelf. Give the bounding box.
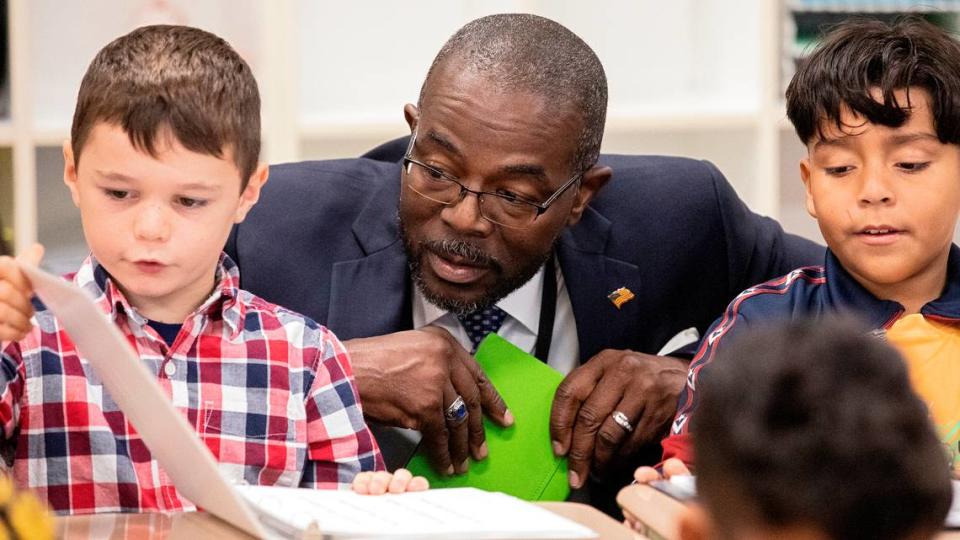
[4,0,960,272]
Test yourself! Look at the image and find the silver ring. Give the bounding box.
[444,395,468,425]
[612,410,634,432]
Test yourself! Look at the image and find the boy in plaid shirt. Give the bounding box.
[0,25,408,514]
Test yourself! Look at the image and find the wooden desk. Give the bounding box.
[56,502,640,539]
[618,484,960,540]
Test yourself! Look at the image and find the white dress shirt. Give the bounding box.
[412,258,579,375]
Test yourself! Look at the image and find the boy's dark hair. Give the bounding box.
[786,17,960,145]
[693,319,951,540]
[71,25,260,186]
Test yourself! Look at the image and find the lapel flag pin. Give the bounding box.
[608,287,635,309]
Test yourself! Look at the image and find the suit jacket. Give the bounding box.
[227,154,823,362]
[226,150,823,514]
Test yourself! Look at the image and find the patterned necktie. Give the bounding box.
[457,306,508,352]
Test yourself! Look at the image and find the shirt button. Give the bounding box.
[164,362,176,377]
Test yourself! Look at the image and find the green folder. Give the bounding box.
[406,333,569,501]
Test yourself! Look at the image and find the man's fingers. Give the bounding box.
[420,407,454,477]
[442,382,470,474]
[449,358,486,461]
[564,369,623,488]
[617,357,688,457]
[593,395,642,475]
[460,355,512,427]
[550,362,603,457]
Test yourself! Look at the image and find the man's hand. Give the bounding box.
[345,327,513,476]
[0,245,44,342]
[550,350,687,488]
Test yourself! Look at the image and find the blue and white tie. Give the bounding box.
[457,306,508,352]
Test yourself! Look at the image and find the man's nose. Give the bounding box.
[440,190,495,236]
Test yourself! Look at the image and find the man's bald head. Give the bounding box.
[419,13,607,173]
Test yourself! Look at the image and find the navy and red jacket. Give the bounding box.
[661,245,960,466]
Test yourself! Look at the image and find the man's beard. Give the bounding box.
[399,218,553,317]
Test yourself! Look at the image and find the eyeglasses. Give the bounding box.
[401,130,582,229]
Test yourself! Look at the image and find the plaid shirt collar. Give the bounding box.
[71,253,247,339]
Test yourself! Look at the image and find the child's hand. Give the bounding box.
[0,245,44,342]
[351,468,429,495]
[625,458,691,531]
[632,458,690,484]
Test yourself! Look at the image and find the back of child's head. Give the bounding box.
[71,25,260,186]
[786,17,960,146]
[692,319,952,540]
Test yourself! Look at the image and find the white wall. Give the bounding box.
[9,0,826,271]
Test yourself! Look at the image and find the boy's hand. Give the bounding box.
[626,459,690,531]
[351,468,429,495]
[0,244,44,342]
[632,458,690,484]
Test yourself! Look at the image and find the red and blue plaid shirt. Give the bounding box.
[0,254,383,514]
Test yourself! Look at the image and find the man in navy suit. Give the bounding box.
[227,13,821,500]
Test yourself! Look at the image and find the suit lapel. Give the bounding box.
[558,206,643,363]
[325,166,644,361]
[326,171,413,340]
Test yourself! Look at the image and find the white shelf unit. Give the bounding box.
[9,0,956,270]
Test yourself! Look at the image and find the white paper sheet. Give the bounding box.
[238,485,596,539]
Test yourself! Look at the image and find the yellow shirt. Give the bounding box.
[886,313,960,466]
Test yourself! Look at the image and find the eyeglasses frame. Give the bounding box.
[401,129,583,229]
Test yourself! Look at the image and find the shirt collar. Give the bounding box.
[71,253,246,337]
[921,243,960,321]
[413,264,545,334]
[825,244,960,325]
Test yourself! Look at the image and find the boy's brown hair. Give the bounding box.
[71,25,260,187]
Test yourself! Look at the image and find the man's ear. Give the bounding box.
[566,164,612,226]
[404,104,420,133]
[678,503,713,540]
[62,141,81,208]
[234,162,269,224]
[799,157,818,219]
